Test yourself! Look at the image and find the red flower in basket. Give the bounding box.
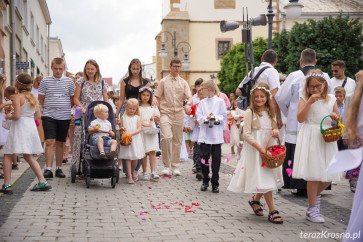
[269,146,285,156]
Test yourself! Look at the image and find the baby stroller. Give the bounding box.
[71,100,120,188]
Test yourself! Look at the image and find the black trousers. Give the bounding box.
[200,143,221,187]
[193,142,202,173]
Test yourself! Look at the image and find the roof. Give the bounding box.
[280,0,363,13]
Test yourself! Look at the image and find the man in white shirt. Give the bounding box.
[236,50,282,128]
[331,60,356,96]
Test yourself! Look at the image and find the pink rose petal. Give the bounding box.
[141,218,146,221]
[256,186,260,192]
[225,154,231,163]
[286,168,293,177]
[288,160,292,167]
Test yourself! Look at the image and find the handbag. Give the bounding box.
[2,119,11,130]
[142,107,160,135]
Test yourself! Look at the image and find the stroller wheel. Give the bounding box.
[86,176,90,188]
[111,176,116,188]
[71,163,76,183]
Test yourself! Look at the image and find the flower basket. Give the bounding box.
[260,135,286,168]
[320,115,343,142]
[119,131,132,146]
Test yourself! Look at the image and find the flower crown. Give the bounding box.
[139,86,153,93]
[250,86,271,95]
[306,73,325,79]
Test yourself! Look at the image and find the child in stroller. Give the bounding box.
[88,104,117,159]
[71,100,119,188]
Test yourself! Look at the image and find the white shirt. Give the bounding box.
[240,62,280,91]
[275,70,304,144]
[89,118,112,139]
[31,87,39,99]
[331,76,356,96]
[196,96,227,144]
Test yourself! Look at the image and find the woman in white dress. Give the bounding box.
[0,73,51,194]
[118,98,145,184]
[228,83,283,224]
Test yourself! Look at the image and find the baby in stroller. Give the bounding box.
[88,104,117,159]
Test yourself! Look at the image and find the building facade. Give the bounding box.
[0,0,51,85]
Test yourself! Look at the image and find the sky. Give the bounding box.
[47,0,162,87]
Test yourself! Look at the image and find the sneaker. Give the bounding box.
[161,167,170,176]
[196,172,203,181]
[156,151,161,157]
[173,169,181,176]
[306,206,325,223]
[108,150,117,159]
[43,169,53,179]
[192,166,197,173]
[142,173,149,180]
[55,169,66,178]
[99,152,106,159]
[150,172,159,180]
[62,158,68,164]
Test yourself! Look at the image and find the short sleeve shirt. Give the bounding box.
[89,118,112,139]
[76,78,108,108]
[154,74,192,114]
[38,76,75,120]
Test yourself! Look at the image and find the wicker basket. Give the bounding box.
[320,115,342,142]
[260,135,286,168]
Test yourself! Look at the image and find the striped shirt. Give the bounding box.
[38,75,75,120]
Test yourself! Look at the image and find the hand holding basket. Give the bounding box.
[260,135,286,168]
[320,115,344,142]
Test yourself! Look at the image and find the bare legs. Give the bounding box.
[307,181,331,206]
[45,139,64,168]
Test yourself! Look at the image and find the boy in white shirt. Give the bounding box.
[196,80,227,193]
[88,104,117,159]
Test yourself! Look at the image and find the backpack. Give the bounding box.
[237,66,270,110]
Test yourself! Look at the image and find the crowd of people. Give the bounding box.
[0,48,362,233]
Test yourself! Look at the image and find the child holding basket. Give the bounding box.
[293,69,340,223]
[228,82,284,224]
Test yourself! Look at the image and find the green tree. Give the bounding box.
[218,37,268,94]
[273,14,363,77]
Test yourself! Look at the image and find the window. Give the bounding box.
[41,36,43,57]
[217,41,231,58]
[23,0,28,28]
[30,12,34,40]
[36,25,39,51]
[214,0,235,9]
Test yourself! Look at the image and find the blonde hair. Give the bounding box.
[0,74,6,106]
[201,80,219,96]
[304,69,329,103]
[14,73,38,109]
[249,82,275,120]
[346,81,363,139]
[93,104,108,118]
[124,98,139,116]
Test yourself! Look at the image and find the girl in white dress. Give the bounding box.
[0,73,51,195]
[118,98,145,184]
[227,82,283,224]
[138,87,160,181]
[293,69,340,223]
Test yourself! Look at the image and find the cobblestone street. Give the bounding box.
[0,144,353,242]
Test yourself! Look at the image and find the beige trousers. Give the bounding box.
[160,112,184,169]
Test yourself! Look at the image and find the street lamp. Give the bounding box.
[267,0,304,49]
[157,31,191,69]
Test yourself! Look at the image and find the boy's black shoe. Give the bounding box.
[62,158,68,164]
[55,169,66,178]
[201,183,208,191]
[212,186,219,193]
[156,151,161,156]
[196,172,203,181]
[43,169,53,179]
